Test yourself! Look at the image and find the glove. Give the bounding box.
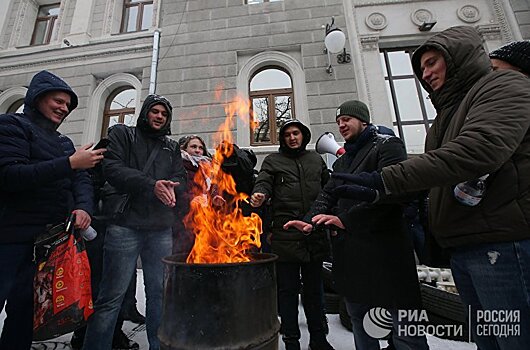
[331,171,386,194]
[331,184,380,203]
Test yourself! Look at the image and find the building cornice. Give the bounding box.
[0,43,152,73]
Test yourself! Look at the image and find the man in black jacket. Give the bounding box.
[251,120,333,350]
[83,95,186,350]
[0,70,102,349]
[285,101,428,350]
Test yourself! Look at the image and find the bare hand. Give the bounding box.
[283,220,312,233]
[312,214,345,230]
[212,195,226,208]
[250,192,266,208]
[69,143,106,170]
[72,209,91,230]
[154,180,179,207]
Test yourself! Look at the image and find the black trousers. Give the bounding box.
[276,260,326,344]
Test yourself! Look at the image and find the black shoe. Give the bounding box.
[308,338,335,350]
[112,330,139,350]
[122,308,146,324]
[70,332,84,350]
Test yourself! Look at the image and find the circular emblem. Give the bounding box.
[55,280,64,289]
[411,9,435,26]
[366,12,388,30]
[363,307,393,339]
[56,267,64,276]
[457,5,480,23]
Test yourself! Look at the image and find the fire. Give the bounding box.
[185,96,262,264]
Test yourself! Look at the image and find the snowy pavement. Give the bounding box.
[2,270,477,349]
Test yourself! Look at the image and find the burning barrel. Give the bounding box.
[159,253,280,350]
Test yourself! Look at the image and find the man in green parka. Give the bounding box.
[250,120,333,350]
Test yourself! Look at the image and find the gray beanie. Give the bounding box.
[490,41,530,75]
[336,100,370,124]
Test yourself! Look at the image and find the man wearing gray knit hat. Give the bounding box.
[490,41,530,76]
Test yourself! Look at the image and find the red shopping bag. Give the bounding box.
[33,214,93,340]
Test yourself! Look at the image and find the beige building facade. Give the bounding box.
[0,0,528,159]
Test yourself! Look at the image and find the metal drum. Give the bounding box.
[159,253,279,350]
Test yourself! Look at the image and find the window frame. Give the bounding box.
[248,67,295,146]
[30,3,60,46]
[380,48,435,152]
[101,87,136,137]
[121,0,153,33]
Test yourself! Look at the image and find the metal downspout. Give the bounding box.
[149,29,160,94]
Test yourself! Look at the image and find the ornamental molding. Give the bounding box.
[360,35,380,51]
[9,0,31,48]
[366,12,387,31]
[491,0,514,42]
[355,0,425,6]
[410,8,435,26]
[476,24,502,41]
[0,45,151,73]
[457,5,481,23]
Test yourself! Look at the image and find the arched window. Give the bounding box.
[102,88,137,137]
[7,99,24,113]
[249,67,294,145]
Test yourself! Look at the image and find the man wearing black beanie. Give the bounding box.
[490,41,530,76]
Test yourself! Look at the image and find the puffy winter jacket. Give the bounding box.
[0,71,92,243]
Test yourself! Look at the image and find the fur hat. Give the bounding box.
[490,41,530,75]
[336,100,370,124]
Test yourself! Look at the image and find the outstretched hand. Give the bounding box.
[283,220,312,233]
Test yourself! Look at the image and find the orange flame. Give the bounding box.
[185,96,262,264]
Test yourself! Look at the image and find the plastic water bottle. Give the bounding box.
[80,226,98,241]
[453,174,489,206]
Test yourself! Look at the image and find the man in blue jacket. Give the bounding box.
[0,70,104,349]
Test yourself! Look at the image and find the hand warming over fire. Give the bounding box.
[283,220,312,233]
[250,192,266,207]
[154,180,180,207]
[311,214,345,230]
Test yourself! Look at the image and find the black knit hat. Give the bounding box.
[336,100,370,124]
[490,41,530,75]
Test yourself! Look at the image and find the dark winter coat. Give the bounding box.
[252,120,330,262]
[0,71,92,244]
[382,26,530,249]
[103,95,187,230]
[307,127,421,308]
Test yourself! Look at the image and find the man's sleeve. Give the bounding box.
[251,156,275,198]
[0,115,73,192]
[382,72,530,194]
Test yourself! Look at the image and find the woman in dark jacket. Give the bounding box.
[173,135,211,255]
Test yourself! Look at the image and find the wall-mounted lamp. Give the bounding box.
[324,17,351,74]
[418,21,437,32]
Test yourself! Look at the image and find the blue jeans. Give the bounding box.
[83,225,172,350]
[450,239,530,350]
[0,243,35,350]
[345,302,429,350]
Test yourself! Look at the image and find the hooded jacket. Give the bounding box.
[102,94,187,230]
[252,120,330,262]
[382,26,530,248]
[0,70,92,243]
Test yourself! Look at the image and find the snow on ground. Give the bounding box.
[1,270,476,349]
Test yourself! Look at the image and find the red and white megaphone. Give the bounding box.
[315,132,345,157]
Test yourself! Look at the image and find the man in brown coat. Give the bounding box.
[331,26,530,350]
